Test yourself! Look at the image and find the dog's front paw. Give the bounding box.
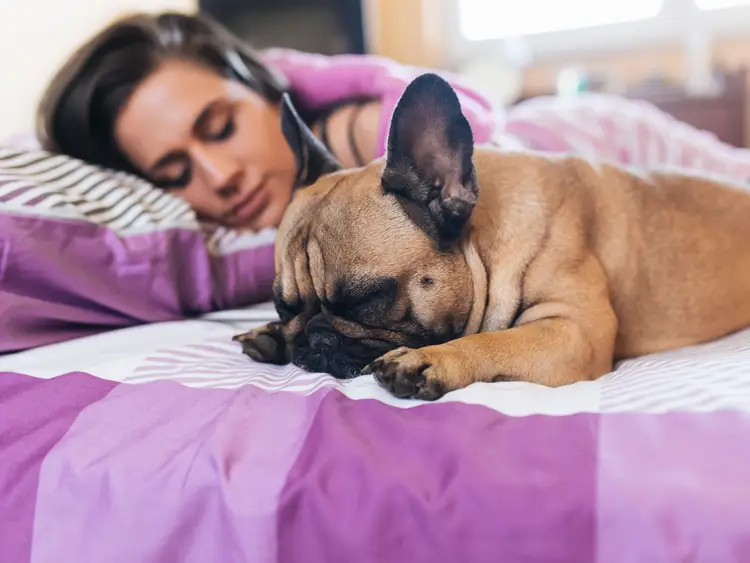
[233,322,288,365]
[364,347,448,401]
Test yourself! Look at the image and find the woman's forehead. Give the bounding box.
[113,60,229,167]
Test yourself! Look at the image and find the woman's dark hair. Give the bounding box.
[37,11,289,174]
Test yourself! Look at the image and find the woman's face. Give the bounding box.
[115,59,297,231]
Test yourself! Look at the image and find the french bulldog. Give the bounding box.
[234,73,750,400]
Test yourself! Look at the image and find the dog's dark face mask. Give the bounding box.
[247,74,479,379]
[290,314,396,379]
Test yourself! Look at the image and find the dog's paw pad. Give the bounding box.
[232,325,286,364]
[367,348,446,401]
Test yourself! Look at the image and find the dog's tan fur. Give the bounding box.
[235,75,750,400]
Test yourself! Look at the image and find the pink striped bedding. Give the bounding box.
[0,147,276,353]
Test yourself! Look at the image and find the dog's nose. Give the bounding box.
[293,315,372,379]
[305,315,341,351]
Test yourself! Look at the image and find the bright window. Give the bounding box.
[459,0,664,41]
[695,0,750,9]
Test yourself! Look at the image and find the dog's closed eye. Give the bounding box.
[273,293,303,322]
[326,276,399,321]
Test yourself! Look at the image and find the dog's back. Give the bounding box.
[472,148,750,358]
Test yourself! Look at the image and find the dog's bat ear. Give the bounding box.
[280,93,341,187]
[382,73,477,248]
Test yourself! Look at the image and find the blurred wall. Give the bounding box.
[365,0,447,68]
[0,0,196,138]
[442,0,750,97]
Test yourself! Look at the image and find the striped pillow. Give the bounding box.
[0,147,276,353]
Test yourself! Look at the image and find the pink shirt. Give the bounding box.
[261,48,523,156]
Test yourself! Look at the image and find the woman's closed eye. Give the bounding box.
[152,154,191,189]
[149,103,236,189]
[197,102,236,142]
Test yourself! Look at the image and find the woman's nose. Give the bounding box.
[191,145,242,196]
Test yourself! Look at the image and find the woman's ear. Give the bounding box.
[280,93,341,186]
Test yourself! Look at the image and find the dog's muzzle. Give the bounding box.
[291,315,392,380]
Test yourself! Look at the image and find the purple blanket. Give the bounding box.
[2,370,749,562]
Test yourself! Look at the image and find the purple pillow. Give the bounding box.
[0,147,276,353]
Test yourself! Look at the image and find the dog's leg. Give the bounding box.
[233,322,291,365]
[366,254,618,400]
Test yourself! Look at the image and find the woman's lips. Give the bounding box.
[232,183,270,222]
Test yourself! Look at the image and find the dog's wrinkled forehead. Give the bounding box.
[276,167,426,295]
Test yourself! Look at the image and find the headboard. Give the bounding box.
[631,68,748,148]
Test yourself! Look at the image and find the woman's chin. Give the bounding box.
[197,200,284,232]
[232,208,283,232]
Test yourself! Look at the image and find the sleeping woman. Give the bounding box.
[39,11,750,237]
[36,11,502,234]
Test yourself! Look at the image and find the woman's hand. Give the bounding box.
[312,101,381,169]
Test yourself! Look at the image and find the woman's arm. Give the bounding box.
[311,101,381,168]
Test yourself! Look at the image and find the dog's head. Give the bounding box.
[268,73,483,378]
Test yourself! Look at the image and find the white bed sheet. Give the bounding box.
[2,302,750,416]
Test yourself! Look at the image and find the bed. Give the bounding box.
[2,301,750,562]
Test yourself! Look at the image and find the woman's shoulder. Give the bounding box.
[260,48,492,113]
[261,48,472,90]
[259,48,406,106]
[261,48,501,154]
[260,48,398,76]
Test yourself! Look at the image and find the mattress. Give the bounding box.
[2,302,750,562]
